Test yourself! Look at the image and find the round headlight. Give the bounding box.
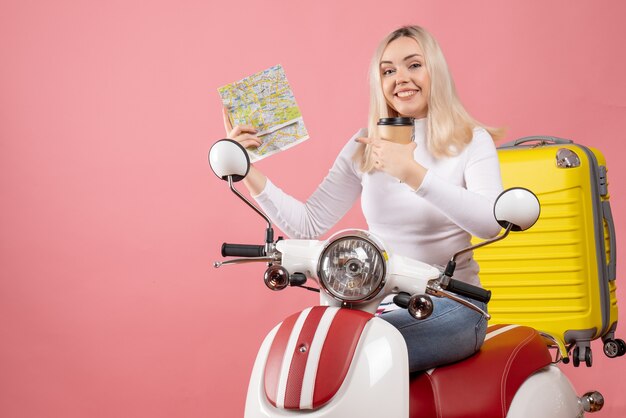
[317,230,387,303]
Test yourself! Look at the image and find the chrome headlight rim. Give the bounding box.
[316,230,387,304]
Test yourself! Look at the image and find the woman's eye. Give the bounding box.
[409,62,422,69]
[382,68,395,76]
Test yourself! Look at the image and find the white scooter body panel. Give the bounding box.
[276,239,440,314]
[507,365,583,418]
[245,316,409,418]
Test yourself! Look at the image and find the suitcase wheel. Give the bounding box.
[603,339,626,358]
[573,346,593,367]
[573,347,580,367]
[585,347,593,367]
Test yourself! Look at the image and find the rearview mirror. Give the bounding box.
[494,187,540,231]
[208,139,250,182]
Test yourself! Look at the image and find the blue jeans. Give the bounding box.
[380,296,488,373]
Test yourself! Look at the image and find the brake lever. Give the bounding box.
[426,281,491,320]
[213,256,277,268]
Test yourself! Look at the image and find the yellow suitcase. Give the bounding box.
[474,136,621,366]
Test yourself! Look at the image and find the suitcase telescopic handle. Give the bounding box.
[499,136,573,148]
[603,201,617,281]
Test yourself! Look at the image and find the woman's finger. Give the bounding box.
[240,133,263,146]
[222,107,234,133]
[232,133,262,148]
[229,125,258,138]
[239,138,263,149]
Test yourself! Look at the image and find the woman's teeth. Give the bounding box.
[397,90,417,98]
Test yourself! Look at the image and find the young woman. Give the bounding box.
[222,25,504,372]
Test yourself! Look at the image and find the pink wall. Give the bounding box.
[1,1,625,416]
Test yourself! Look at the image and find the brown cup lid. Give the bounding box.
[377,117,414,126]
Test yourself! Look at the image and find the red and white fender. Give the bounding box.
[245,306,410,417]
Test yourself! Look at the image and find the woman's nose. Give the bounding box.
[395,67,409,84]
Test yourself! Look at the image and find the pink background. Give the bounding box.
[1,1,625,416]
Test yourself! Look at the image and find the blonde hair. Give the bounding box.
[357,25,505,172]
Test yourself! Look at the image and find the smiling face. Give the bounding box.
[380,36,430,119]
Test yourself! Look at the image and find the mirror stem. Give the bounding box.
[442,223,513,281]
[227,176,275,245]
[452,223,513,262]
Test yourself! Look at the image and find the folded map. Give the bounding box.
[218,65,309,162]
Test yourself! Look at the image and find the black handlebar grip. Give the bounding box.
[221,243,265,257]
[446,279,492,303]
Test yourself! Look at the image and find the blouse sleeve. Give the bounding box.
[415,128,503,239]
[253,132,364,239]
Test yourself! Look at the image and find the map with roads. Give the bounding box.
[218,65,309,162]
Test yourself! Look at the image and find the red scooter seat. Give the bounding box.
[409,324,553,418]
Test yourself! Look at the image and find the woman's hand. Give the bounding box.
[356,136,427,189]
[222,107,262,148]
[219,107,267,195]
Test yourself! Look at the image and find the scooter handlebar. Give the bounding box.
[445,278,492,303]
[221,243,266,257]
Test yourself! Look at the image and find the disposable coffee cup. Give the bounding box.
[377,117,414,144]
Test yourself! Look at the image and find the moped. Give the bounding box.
[209,138,605,417]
